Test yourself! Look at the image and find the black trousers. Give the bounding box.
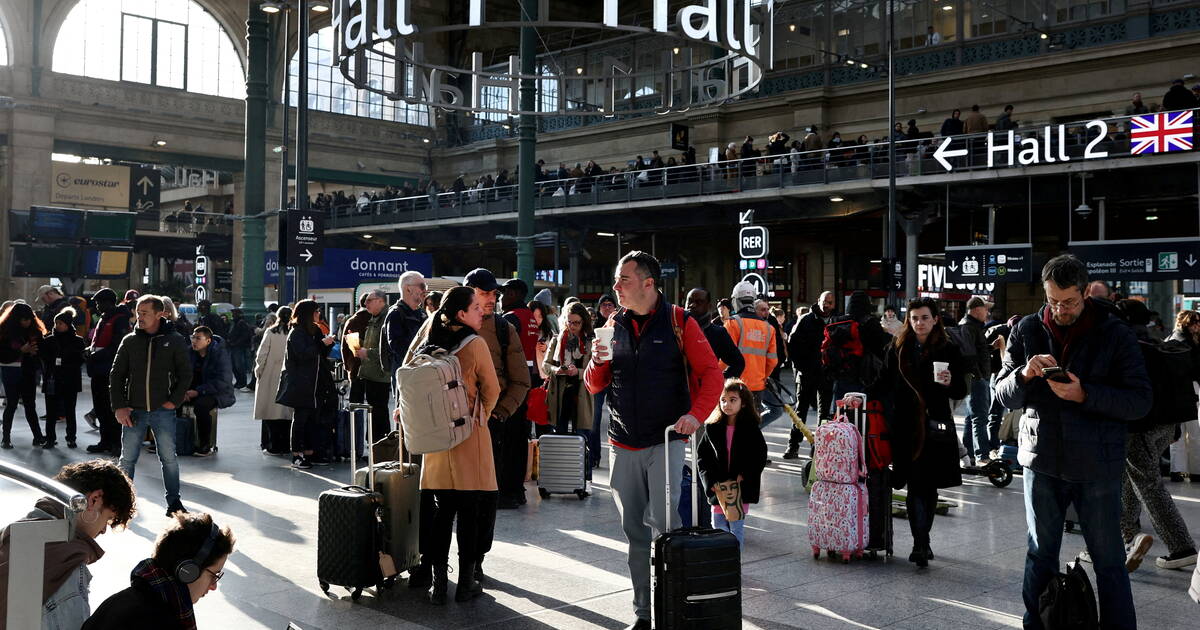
[349,377,392,444]
[45,391,78,443]
[290,407,322,453]
[425,489,498,570]
[788,371,833,449]
[489,410,531,498]
[905,483,939,549]
[91,375,120,447]
[193,394,218,450]
[2,367,41,442]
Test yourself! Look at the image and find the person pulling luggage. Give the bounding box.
[869,297,967,568]
[542,302,595,478]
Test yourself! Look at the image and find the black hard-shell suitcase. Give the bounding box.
[317,403,384,600]
[865,466,894,558]
[653,427,742,629]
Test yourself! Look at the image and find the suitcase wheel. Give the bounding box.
[988,465,1013,488]
[841,552,851,564]
[575,489,589,500]
[853,550,863,560]
[319,580,330,594]
[812,546,821,560]
[350,587,363,601]
[538,488,551,499]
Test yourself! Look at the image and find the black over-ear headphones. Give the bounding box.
[175,522,220,584]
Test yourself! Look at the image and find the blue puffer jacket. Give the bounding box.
[994,303,1152,482]
[190,336,236,409]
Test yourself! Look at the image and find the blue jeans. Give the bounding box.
[230,347,250,388]
[1022,469,1135,630]
[962,376,993,460]
[118,408,182,506]
[713,511,746,550]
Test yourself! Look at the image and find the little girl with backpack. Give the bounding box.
[697,378,768,549]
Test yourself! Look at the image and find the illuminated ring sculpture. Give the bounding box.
[329,0,778,117]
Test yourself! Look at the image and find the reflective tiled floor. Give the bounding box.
[3,388,1199,629]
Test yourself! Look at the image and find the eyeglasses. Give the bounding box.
[1046,297,1081,312]
[205,568,224,584]
[189,335,208,341]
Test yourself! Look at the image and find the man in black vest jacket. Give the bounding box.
[585,252,722,630]
[86,289,131,455]
[783,291,835,459]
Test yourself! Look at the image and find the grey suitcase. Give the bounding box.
[537,433,589,500]
[354,460,421,575]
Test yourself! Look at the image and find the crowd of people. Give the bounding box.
[5,246,1200,628]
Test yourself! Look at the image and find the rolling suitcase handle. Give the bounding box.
[663,426,698,530]
[348,402,374,489]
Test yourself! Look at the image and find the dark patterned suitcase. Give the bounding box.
[653,428,742,629]
[317,404,383,600]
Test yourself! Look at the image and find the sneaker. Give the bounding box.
[165,503,188,517]
[781,447,800,460]
[1190,566,1200,604]
[1171,473,1187,483]
[84,411,98,429]
[1157,548,1198,570]
[1079,550,1093,563]
[309,457,331,466]
[32,436,45,447]
[193,448,213,458]
[1126,533,1154,572]
[1,440,11,449]
[147,443,157,454]
[66,440,77,449]
[86,442,111,454]
[41,440,57,449]
[977,458,993,466]
[292,455,312,469]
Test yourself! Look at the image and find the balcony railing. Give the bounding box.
[327,111,1189,230]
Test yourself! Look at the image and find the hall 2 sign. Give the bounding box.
[933,121,1109,172]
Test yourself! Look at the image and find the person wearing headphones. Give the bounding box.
[82,512,235,629]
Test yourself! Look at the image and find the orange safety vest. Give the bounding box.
[724,314,778,391]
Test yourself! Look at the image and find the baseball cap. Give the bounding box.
[464,268,500,292]
[36,285,60,298]
[92,288,117,304]
[501,278,528,295]
[966,296,994,310]
[731,281,757,303]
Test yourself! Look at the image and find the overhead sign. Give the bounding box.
[660,261,679,279]
[194,245,208,303]
[1070,238,1200,281]
[129,166,161,211]
[52,162,130,208]
[945,244,1033,284]
[883,258,905,292]
[738,209,755,225]
[918,262,995,295]
[933,122,1111,172]
[739,226,769,259]
[286,212,324,267]
[741,272,767,297]
[265,248,434,289]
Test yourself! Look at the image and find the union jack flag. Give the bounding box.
[1130,111,1194,155]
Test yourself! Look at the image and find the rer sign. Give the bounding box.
[739,226,768,259]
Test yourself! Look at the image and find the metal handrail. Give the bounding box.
[0,460,86,512]
[317,108,1192,228]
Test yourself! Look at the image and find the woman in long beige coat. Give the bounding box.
[253,308,293,435]
[541,301,594,436]
[403,287,499,606]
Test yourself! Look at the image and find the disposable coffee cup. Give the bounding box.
[594,327,614,359]
[933,361,950,383]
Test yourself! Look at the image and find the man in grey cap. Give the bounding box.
[958,296,996,465]
[37,285,70,330]
[463,269,531,575]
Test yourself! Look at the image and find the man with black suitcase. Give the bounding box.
[585,251,722,630]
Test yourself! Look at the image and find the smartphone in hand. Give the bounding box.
[1042,366,1071,383]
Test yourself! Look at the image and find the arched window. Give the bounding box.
[289,27,430,127]
[53,0,244,99]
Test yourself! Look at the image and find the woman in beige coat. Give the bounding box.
[403,286,499,605]
[254,307,293,453]
[541,301,594,437]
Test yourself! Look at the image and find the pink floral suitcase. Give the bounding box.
[808,479,869,563]
[813,421,864,484]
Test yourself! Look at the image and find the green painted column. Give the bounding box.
[241,2,268,315]
[516,0,538,287]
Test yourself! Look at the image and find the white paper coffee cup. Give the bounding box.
[594,327,614,359]
[933,361,949,383]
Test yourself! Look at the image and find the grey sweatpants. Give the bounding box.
[610,439,685,621]
[1122,423,1197,555]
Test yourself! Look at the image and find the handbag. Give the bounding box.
[527,384,550,426]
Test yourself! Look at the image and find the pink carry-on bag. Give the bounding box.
[808,398,869,563]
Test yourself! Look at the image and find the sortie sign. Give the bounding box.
[1070,238,1200,281]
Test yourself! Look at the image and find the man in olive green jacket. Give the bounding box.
[112,295,192,516]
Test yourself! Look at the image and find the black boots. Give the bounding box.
[455,561,482,602]
[429,565,448,605]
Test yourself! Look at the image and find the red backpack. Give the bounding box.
[864,400,892,470]
[820,318,864,380]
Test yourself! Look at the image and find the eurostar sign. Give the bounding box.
[330,0,776,117]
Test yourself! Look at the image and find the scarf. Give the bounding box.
[131,558,197,630]
[557,330,587,368]
[1041,299,1098,366]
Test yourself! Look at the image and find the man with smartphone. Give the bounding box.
[995,255,1152,630]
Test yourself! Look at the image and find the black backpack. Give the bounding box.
[1137,338,1199,428]
[1039,556,1098,630]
